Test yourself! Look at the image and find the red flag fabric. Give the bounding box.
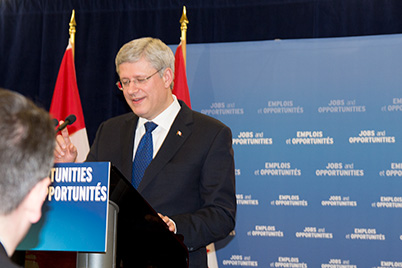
[25,40,88,268]
[49,41,90,162]
[173,43,191,108]
[207,243,219,268]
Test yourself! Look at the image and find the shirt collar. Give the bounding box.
[137,95,181,131]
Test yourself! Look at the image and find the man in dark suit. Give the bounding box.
[55,37,236,268]
[0,89,54,268]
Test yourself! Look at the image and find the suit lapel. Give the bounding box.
[120,114,139,180]
[138,102,193,191]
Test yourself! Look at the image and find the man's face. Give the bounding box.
[118,58,173,120]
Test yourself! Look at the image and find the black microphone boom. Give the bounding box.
[56,114,77,132]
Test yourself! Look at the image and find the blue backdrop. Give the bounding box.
[185,34,402,267]
[2,2,402,266]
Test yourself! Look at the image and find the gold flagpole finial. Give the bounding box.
[69,9,76,58]
[179,6,189,65]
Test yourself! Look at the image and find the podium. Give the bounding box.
[77,200,119,268]
[107,165,189,268]
[19,163,188,268]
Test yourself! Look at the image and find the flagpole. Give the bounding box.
[173,6,191,108]
[179,6,189,66]
[69,9,76,58]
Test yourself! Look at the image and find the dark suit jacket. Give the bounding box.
[0,243,22,268]
[87,101,236,267]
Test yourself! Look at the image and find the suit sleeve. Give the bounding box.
[170,125,236,251]
[85,121,105,162]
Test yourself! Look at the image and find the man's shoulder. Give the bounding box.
[0,244,21,268]
[178,101,229,129]
[101,112,136,126]
[189,109,229,130]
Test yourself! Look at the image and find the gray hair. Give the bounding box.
[115,37,175,89]
[0,89,55,214]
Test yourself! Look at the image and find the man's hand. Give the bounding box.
[54,121,78,163]
[158,213,176,233]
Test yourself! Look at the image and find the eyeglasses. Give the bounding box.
[116,69,162,90]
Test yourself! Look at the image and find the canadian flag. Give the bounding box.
[207,243,219,268]
[50,40,89,162]
[173,43,191,108]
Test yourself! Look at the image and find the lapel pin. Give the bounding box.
[176,130,182,136]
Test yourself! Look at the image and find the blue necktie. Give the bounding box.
[131,121,158,189]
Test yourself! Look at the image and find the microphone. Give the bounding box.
[56,114,77,132]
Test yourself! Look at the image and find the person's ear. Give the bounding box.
[23,177,51,224]
[162,68,174,89]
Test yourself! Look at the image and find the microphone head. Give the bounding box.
[55,114,77,132]
[65,114,76,125]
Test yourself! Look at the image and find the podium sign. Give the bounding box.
[17,162,111,252]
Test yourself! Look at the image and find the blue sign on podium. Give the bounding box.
[17,162,111,252]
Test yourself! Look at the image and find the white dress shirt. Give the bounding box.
[132,95,181,161]
[132,95,181,232]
